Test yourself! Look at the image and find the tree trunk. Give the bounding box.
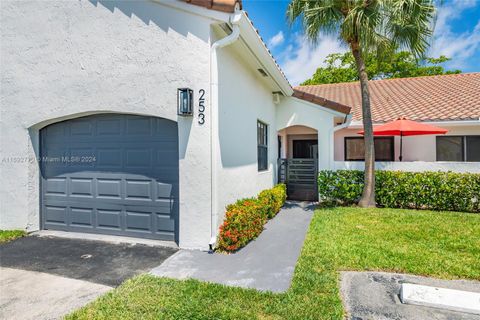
[351,44,376,208]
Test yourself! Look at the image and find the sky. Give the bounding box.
[242,0,480,85]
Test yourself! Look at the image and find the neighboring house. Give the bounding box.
[0,0,349,249]
[295,73,480,172]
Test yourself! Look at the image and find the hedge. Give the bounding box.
[217,184,287,252]
[318,170,480,213]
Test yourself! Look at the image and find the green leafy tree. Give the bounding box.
[287,0,437,208]
[302,51,461,85]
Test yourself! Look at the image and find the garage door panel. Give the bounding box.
[97,179,122,199]
[70,207,94,227]
[97,118,123,135]
[41,114,179,241]
[44,125,67,140]
[44,206,67,225]
[97,149,123,167]
[125,210,152,232]
[70,178,94,198]
[44,178,67,196]
[156,183,173,199]
[125,149,152,168]
[125,180,153,201]
[126,117,152,135]
[70,120,94,136]
[156,214,175,231]
[97,209,122,230]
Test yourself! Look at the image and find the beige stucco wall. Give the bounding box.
[334,125,480,162]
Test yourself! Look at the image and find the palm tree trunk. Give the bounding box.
[351,45,376,208]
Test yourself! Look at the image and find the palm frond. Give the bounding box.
[287,0,436,58]
[287,0,344,44]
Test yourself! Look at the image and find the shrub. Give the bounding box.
[217,184,287,252]
[258,184,287,218]
[318,170,480,213]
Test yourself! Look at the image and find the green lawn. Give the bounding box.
[67,207,480,320]
[0,230,26,243]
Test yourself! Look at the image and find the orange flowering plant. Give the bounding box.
[217,184,287,252]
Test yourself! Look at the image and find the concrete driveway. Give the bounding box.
[0,235,177,320]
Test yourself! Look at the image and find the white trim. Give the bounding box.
[290,97,349,117]
[422,119,480,126]
[152,0,230,22]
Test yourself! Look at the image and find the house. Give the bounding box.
[295,73,480,172]
[0,0,350,250]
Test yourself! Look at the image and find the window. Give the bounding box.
[257,121,268,171]
[466,136,480,161]
[437,136,480,162]
[436,136,463,161]
[345,137,394,161]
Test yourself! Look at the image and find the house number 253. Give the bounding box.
[198,89,206,125]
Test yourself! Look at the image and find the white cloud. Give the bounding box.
[267,31,285,49]
[279,34,346,85]
[430,1,480,70]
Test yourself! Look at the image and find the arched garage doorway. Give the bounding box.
[40,113,179,242]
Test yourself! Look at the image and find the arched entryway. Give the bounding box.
[277,125,318,201]
[40,113,179,241]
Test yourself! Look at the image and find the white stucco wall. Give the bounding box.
[278,126,318,158]
[215,43,278,230]
[334,125,480,163]
[0,0,214,249]
[276,98,339,170]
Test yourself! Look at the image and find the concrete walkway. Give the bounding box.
[151,201,315,292]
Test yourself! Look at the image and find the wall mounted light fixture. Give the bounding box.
[177,88,193,116]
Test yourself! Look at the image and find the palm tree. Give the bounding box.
[287,0,436,207]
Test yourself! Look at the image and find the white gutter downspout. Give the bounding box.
[328,114,353,170]
[209,10,242,251]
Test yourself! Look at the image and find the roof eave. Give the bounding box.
[290,97,351,117]
[292,89,351,115]
[153,0,231,22]
[236,12,293,96]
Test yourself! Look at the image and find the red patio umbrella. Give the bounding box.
[358,117,448,161]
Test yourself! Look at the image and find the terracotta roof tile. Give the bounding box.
[184,0,241,13]
[295,73,480,123]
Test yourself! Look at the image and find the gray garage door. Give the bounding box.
[40,114,179,241]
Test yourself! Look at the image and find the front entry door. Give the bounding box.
[293,140,318,159]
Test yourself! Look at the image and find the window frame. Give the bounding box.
[344,136,395,161]
[257,120,268,171]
